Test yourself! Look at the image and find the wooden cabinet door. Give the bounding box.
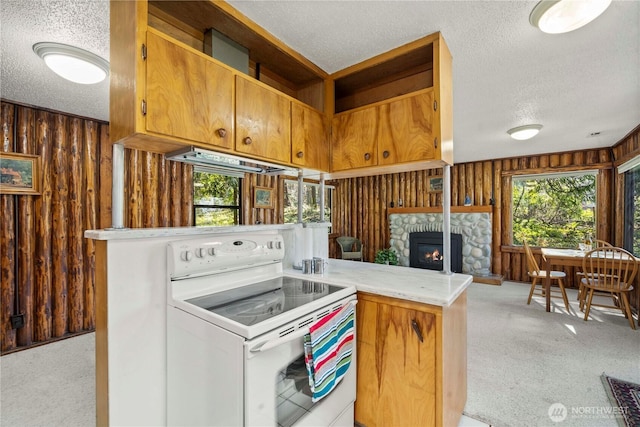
[145,31,233,149]
[291,103,329,171]
[331,107,378,171]
[377,90,437,165]
[355,297,437,426]
[235,76,291,164]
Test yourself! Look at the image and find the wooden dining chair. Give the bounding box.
[523,240,570,311]
[581,246,638,330]
[576,239,613,302]
[592,239,614,248]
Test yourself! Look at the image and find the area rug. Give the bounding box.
[601,373,640,427]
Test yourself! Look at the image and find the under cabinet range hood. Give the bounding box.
[165,146,299,177]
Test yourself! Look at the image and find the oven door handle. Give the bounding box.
[251,327,310,353]
[251,300,357,353]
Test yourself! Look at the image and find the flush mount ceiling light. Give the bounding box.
[33,42,109,85]
[530,0,612,34]
[507,124,543,141]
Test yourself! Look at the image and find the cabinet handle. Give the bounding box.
[434,137,438,149]
[364,152,371,161]
[433,100,438,111]
[411,320,424,343]
[243,137,253,145]
[296,151,304,158]
[217,128,227,138]
[383,150,390,159]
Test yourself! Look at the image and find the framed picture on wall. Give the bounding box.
[254,186,273,209]
[0,152,41,195]
[427,176,443,193]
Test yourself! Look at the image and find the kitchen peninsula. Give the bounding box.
[86,225,470,426]
[286,259,470,427]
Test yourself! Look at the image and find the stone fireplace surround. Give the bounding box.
[389,209,492,274]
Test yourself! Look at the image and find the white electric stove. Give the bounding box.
[166,232,357,427]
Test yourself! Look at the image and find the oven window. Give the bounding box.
[277,354,314,427]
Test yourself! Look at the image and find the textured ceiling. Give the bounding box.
[1,0,639,164]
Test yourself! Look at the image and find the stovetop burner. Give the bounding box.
[186,276,342,326]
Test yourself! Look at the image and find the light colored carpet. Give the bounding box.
[1,282,637,427]
[464,281,640,427]
[0,332,95,427]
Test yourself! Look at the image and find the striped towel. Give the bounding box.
[303,302,355,403]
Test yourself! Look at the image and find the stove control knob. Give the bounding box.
[181,251,192,262]
[275,241,282,249]
[208,248,216,256]
[267,241,274,249]
[194,248,205,258]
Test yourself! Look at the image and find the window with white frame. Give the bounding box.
[512,171,597,248]
[283,179,333,225]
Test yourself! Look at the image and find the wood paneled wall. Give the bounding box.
[0,101,192,353]
[3,97,638,352]
[330,148,615,290]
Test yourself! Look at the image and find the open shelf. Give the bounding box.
[332,36,436,113]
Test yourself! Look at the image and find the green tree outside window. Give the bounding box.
[512,173,596,248]
[193,171,241,226]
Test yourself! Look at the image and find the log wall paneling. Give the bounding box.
[1,194,16,351]
[332,147,617,280]
[51,114,69,337]
[68,118,84,334]
[34,110,53,342]
[492,161,502,276]
[0,101,193,353]
[83,122,99,330]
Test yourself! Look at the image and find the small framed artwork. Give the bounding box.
[254,186,273,209]
[427,176,443,193]
[0,152,41,195]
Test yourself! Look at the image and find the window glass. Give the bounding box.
[283,180,333,225]
[512,172,596,248]
[624,164,640,256]
[193,170,241,226]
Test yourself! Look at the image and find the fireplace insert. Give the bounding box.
[409,232,463,273]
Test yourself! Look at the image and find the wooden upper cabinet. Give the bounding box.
[377,90,436,165]
[327,32,453,178]
[331,107,378,171]
[110,1,451,175]
[291,103,329,171]
[235,76,291,164]
[146,31,234,149]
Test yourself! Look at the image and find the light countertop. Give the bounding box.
[284,259,472,307]
[84,222,331,241]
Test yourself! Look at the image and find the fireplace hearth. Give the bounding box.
[409,232,463,273]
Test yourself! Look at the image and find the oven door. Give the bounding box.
[244,296,356,427]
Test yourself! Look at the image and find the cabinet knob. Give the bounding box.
[383,150,390,159]
[217,128,227,138]
[296,151,304,158]
[243,137,253,145]
[364,152,371,161]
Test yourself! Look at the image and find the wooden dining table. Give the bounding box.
[540,247,640,324]
[540,248,587,312]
